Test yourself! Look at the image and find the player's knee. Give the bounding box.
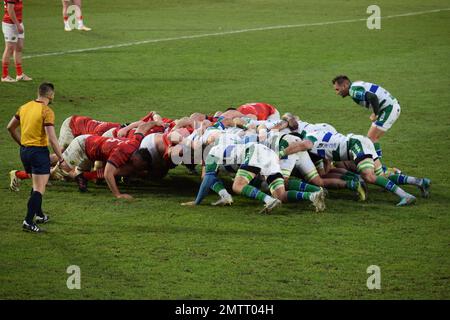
[232,179,246,194]
[361,171,376,184]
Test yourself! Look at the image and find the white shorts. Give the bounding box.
[2,22,24,43]
[347,134,378,161]
[294,151,319,181]
[372,102,401,132]
[244,144,281,177]
[62,134,92,172]
[58,116,75,149]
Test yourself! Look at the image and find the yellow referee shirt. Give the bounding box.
[15,101,55,147]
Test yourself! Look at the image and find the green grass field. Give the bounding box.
[1,0,449,299]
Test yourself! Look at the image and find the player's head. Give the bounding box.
[168,128,190,145]
[131,148,152,171]
[38,82,55,104]
[189,112,206,122]
[282,112,299,131]
[332,75,351,97]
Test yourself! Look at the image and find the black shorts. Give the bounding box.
[20,146,50,175]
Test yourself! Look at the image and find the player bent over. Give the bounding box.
[182,140,326,213]
[332,75,400,172]
[285,131,428,206]
[53,123,155,198]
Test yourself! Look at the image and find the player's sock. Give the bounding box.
[29,188,44,217]
[287,178,321,192]
[388,174,422,186]
[287,190,312,201]
[345,179,358,190]
[2,62,8,78]
[82,169,104,181]
[374,176,409,198]
[241,185,272,204]
[25,191,42,224]
[211,180,226,194]
[77,16,84,28]
[340,171,359,181]
[15,63,23,77]
[16,170,30,180]
[373,142,387,172]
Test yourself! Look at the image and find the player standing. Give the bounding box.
[62,0,91,31]
[2,0,31,82]
[7,83,63,233]
[332,75,401,169]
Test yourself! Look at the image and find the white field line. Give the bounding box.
[23,8,450,59]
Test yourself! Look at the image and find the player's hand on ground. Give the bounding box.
[116,193,133,200]
[181,201,196,206]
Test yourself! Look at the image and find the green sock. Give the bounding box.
[375,176,409,197]
[211,181,226,193]
[388,174,422,186]
[341,171,359,181]
[287,190,312,201]
[241,185,270,203]
[287,178,321,192]
[345,179,357,190]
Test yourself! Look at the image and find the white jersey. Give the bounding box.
[303,131,349,161]
[297,121,337,138]
[349,81,398,112]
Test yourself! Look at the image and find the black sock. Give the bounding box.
[30,188,44,217]
[25,191,42,224]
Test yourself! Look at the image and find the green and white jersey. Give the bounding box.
[303,131,349,161]
[304,131,378,162]
[349,81,398,114]
[296,121,337,139]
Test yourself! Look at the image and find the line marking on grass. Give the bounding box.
[23,8,450,59]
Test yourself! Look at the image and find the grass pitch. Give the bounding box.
[0,0,449,299]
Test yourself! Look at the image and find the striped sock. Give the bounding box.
[341,171,359,181]
[211,181,226,193]
[388,174,422,186]
[287,191,312,201]
[375,176,409,197]
[287,178,321,192]
[241,185,271,203]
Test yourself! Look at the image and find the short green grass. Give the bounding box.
[0,0,449,299]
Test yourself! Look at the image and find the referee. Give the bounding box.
[7,82,63,233]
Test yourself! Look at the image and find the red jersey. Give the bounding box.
[110,117,175,139]
[3,0,22,24]
[84,134,144,168]
[237,102,278,121]
[70,115,121,137]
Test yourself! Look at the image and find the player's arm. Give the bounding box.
[7,3,23,33]
[104,162,132,199]
[280,140,313,157]
[45,126,64,162]
[6,116,21,146]
[365,92,380,115]
[270,120,288,131]
[117,121,141,137]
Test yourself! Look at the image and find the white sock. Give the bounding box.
[218,189,230,198]
[263,195,275,204]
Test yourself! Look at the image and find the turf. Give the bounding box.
[0,0,449,299]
